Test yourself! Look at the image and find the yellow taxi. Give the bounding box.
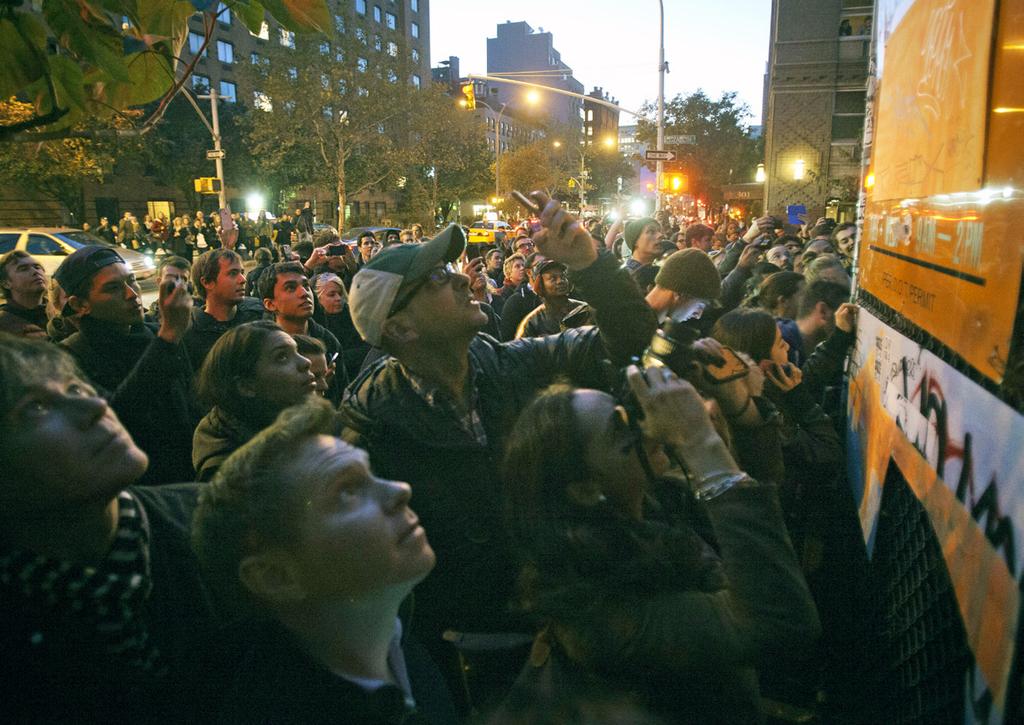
[467,220,511,247]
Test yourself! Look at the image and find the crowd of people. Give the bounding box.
[0,190,871,723]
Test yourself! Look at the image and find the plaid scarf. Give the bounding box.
[0,490,165,674]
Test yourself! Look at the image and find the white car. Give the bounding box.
[0,227,157,283]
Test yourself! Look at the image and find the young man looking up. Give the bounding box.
[0,251,48,338]
[514,259,587,339]
[0,336,217,721]
[192,399,457,722]
[260,261,348,399]
[183,249,263,371]
[57,246,198,485]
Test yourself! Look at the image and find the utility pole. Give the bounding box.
[207,87,227,210]
[656,0,666,212]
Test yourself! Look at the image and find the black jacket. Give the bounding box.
[498,284,539,341]
[62,317,198,485]
[192,406,262,483]
[0,485,220,723]
[210,619,459,724]
[339,251,657,645]
[182,298,266,372]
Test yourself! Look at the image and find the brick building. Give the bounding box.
[762,0,872,222]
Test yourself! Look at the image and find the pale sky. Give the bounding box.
[429,0,772,127]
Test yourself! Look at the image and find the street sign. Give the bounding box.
[645,149,677,161]
[206,149,226,160]
[665,134,696,145]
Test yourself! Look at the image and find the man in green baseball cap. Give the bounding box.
[340,193,657,707]
[347,223,475,348]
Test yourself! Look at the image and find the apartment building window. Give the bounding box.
[373,6,381,22]
[387,68,397,83]
[219,80,237,103]
[411,0,418,11]
[188,32,207,57]
[832,90,866,141]
[320,41,330,55]
[288,67,298,80]
[410,22,419,38]
[321,73,330,89]
[374,34,382,51]
[216,2,231,24]
[357,57,368,72]
[250,21,269,40]
[334,14,345,33]
[216,40,234,64]
[387,41,398,56]
[355,28,367,44]
[279,29,295,48]
[192,74,210,92]
[254,91,273,111]
[586,109,593,121]
[250,52,261,64]
[336,49,345,62]
[385,12,396,29]
[355,0,366,14]
[411,48,419,62]
[323,106,333,119]
[411,74,421,89]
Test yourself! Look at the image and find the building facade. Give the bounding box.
[583,87,620,150]
[486,21,584,132]
[762,0,872,222]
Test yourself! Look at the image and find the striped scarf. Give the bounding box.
[0,490,165,674]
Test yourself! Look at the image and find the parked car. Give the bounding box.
[0,227,158,284]
[467,220,510,246]
[340,226,402,244]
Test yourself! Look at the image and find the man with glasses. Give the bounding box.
[341,192,657,705]
[510,234,535,256]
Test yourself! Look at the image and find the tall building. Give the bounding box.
[762,0,872,221]
[486,21,584,131]
[184,0,431,115]
[175,0,432,225]
[430,57,543,155]
[584,87,619,150]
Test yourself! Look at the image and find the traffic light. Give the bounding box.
[193,177,222,194]
[460,82,476,110]
[660,171,688,193]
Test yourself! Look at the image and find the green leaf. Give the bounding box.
[233,0,267,33]
[108,51,174,107]
[261,0,330,34]
[48,54,87,113]
[135,0,197,41]
[0,18,45,98]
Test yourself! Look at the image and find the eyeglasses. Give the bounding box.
[389,264,457,316]
[514,240,535,251]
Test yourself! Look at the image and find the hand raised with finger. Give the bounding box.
[530,190,599,271]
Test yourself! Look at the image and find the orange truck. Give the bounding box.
[848,0,1024,721]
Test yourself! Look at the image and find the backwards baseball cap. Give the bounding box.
[54,245,125,297]
[348,223,466,346]
[654,248,721,301]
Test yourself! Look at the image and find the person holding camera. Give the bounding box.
[500,365,820,723]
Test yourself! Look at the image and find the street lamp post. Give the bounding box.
[656,0,666,212]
